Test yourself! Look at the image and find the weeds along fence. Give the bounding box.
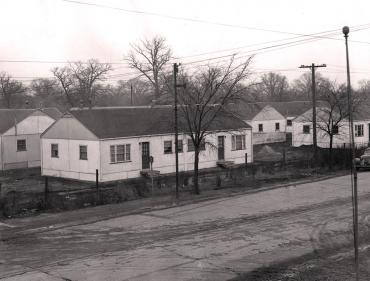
[0,148,357,218]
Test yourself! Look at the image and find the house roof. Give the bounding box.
[227,100,328,120]
[294,107,337,123]
[227,102,270,120]
[69,106,251,139]
[0,108,62,134]
[293,100,370,123]
[353,100,370,121]
[41,108,63,120]
[264,101,325,118]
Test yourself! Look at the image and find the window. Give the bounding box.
[51,144,59,158]
[200,140,206,151]
[164,141,172,154]
[187,138,205,152]
[110,144,131,163]
[79,145,88,160]
[287,119,292,126]
[303,125,310,134]
[355,124,364,137]
[232,135,246,151]
[332,125,339,135]
[188,139,194,152]
[17,139,26,151]
[258,124,263,132]
[275,122,280,131]
[176,140,183,153]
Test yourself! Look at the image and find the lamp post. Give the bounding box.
[343,25,359,281]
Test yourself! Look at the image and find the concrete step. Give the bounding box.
[140,169,161,178]
[216,161,235,169]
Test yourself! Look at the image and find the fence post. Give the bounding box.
[96,169,99,190]
[44,176,49,208]
[96,169,100,204]
[245,153,248,170]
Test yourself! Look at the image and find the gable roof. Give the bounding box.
[0,108,62,135]
[227,102,271,120]
[69,106,251,139]
[265,101,321,118]
[41,108,63,120]
[294,106,339,123]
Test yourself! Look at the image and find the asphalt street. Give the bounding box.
[1,172,370,280]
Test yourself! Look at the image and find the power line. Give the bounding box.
[181,25,370,67]
[0,24,369,68]
[61,0,370,46]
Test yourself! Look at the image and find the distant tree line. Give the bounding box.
[1,35,369,111]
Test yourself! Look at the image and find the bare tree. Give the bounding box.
[178,57,252,194]
[126,35,172,100]
[303,81,365,169]
[256,72,289,101]
[291,72,330,101]
[52,59,112,108]
[0,72,26,108]
[30,78,66,109]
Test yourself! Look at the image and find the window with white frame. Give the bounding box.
[17,139,26,151]
[355,124,364,137]
[176,139,183,153]
[188,138,194,152]
[79,145,88,160]
[164,140,172,154]
[275,122,280,131]
[232,135,246,151]
[303,125,310,134]
[110,144,131,163]
[287,119,292,126]
[51,144,59,158]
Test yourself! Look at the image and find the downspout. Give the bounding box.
[1,135,3,170]
[99,139,102,182]
[250,128,253,163]
[40,137,43,175]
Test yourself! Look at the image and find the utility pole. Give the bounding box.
[173,63,185,200]
[299,63,326,162]
[130,84,133,106]
[343,25,359,281]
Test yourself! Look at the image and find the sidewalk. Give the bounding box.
[0,170,349,241]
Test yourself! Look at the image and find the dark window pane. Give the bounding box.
[80,145,87,160]
[51,144,59,158]
[17,139,26,151]
[164,141,172,154]
[188,139,195,152]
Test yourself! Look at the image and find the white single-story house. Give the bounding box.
[41,106,253,182]
[229,102,286,144]
[292,106,370,148]
[0,108,62,170]
[263,101,326,144]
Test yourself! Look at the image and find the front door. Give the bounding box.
[141,142,150,169]
[218,136,225,161]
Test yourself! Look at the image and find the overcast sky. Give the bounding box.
[1,0,370,87]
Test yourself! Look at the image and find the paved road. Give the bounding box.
[1,172,370,280]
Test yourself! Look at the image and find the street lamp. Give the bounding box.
[343,25,359,281]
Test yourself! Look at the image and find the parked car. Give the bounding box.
[355,148,370,170]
